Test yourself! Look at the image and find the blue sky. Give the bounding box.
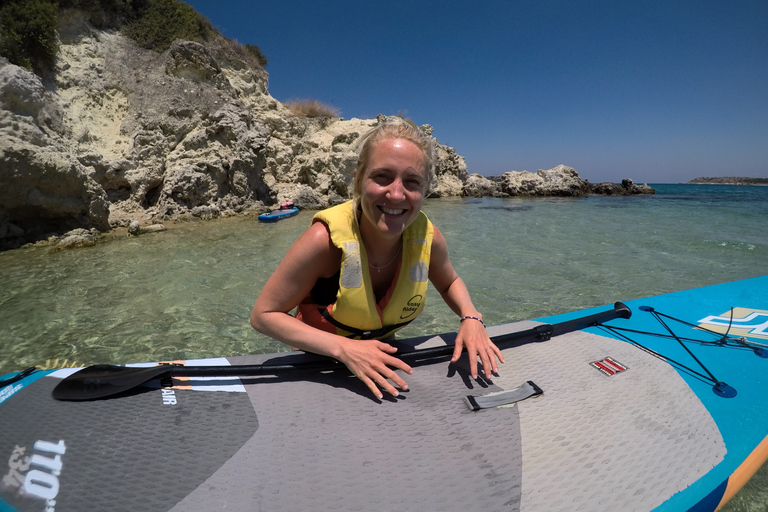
[183,0,768,184]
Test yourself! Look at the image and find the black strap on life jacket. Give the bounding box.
[320,308,413,340]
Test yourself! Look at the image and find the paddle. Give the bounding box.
[52,302,631,401]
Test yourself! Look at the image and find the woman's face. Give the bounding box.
[358,138,427,240]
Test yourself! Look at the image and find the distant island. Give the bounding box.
[687,177,768,186]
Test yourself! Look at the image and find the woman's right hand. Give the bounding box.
[336,339,413,400]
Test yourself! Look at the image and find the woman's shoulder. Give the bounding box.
[294,221,341,276]
[302,220,334,249]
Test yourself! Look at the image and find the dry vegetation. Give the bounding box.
[285,99,340,118]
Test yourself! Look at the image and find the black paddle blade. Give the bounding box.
[52,364,174,401]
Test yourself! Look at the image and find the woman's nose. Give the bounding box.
[387,179,405,199]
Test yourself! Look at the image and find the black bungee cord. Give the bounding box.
[595,305,765,398]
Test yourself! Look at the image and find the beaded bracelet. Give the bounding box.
[460,315,486,328]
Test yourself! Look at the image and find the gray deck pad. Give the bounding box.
[170,325,724,512]
[1,322,725,512]
[0,376,258,512]
[491,327,725,511]
[171,355,525,512]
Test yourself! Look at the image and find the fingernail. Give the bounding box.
[392,390,399,397]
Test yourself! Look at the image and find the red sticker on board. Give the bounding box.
[590,357,628,376]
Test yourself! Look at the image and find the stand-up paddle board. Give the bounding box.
[1,276,767,512]
[257,206,299,222]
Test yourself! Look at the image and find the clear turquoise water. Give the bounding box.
[1,184,766,510]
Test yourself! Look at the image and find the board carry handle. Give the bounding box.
[51,302,631,401]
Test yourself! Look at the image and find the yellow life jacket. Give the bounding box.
[298,201,434,339]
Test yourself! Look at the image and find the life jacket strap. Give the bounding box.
[319,308,413,340]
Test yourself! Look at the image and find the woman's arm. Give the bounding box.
[250,222,413,399]
[428,226,504,379]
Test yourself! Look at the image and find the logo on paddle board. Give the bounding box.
[698,308,768,340]
[161,388,177,405]
[2,440,66,510]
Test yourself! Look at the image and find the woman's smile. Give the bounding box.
[378,206,406,216]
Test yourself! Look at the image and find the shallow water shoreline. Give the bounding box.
[2,185,766,375]
[10,180,768,255]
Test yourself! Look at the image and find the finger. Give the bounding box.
[371,371,401,398]
[480,348,494,379]
[359,374,384,400]
[383,354,413,376]
[468,348,479,379]
[491,344,505,367]
[478,342,500,377]
[381,367,409,391]
[376,342,398,354]
[451,341,463,363]
[474,345,492,379]
[375,343,412,375]
[493,344,505,365]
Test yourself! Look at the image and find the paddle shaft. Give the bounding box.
[151,302,632,378]
[52,302,630,400]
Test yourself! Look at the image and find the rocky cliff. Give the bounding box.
[0,10,652,251]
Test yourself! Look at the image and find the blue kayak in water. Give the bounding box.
[1,276,767,511]
[257,206,299,222]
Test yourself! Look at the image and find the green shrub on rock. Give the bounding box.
[122,0,213,52]
[0,0,267,75]
[0,0,58,73]
[244,44,268,68]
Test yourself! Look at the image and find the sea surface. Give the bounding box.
[1,183,767,510]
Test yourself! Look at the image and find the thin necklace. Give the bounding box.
[369,244,401,274]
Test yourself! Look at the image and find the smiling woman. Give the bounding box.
[357,138,427,244]
[249,117,504,400]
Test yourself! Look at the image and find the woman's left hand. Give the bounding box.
[427,226,504,380]
[451,317,505,380]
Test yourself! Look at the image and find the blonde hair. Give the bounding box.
[352,117,435,211]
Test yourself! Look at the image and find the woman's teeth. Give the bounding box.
[380,206,405,215]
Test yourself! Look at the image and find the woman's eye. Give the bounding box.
[405,179,423,190]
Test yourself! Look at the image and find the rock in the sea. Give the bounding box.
[430,135,468,197]
[52,229,98,251]
[128,220,166,236]
[54,235,96,250]
[496,165,587,197]
[127,220,142,236]
[463,174,498,197]
[624,179,655,195]
[587,179,655,195]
